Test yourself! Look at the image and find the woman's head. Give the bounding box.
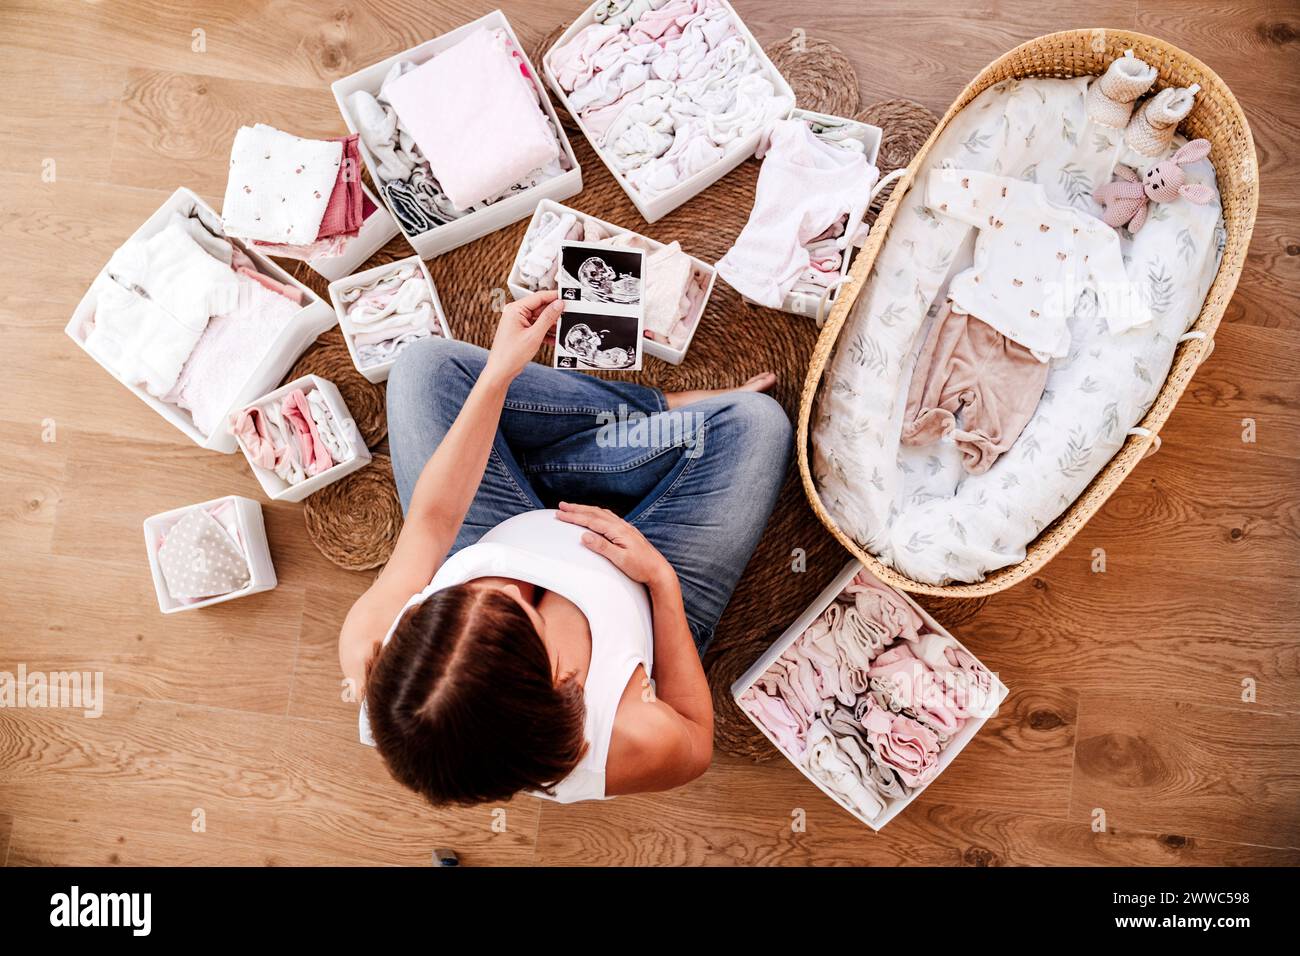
[365,582,587,806]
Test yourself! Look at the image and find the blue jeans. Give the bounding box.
[386,337,792,653]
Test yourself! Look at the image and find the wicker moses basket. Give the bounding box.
[797,28,1259,597]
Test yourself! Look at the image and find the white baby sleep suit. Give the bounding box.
[903,168,1152,475]
[86,221,243,398]
[925,168,1149,359]
[716,119,878,308]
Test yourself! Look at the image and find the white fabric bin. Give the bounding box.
[142,495,276,614]
[507,199,716,365]
[232,374,373,502]
[331,9,583,259]
[542,0,795,223]
[731,561,1008,830]
[328,255,452,383]
[65,188,337,454]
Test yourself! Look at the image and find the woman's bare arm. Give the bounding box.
[338,291,563,687]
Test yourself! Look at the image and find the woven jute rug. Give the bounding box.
[284,31,966,759]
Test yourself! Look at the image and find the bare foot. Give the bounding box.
[664,372,777,410]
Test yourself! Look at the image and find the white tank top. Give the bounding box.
[358,509,654,804]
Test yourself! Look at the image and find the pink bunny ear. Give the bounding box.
[1179,182,1215,205]
[1172,138,1211,165]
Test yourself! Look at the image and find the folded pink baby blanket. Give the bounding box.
[384,27,559,210]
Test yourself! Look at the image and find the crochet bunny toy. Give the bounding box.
[1094,138,1214,233]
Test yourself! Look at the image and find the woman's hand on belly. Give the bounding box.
[554,502,676,589]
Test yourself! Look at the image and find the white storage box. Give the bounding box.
[788,108,882,168]
[232,374,373,502]
[331,9,583,259]
[296,182,401,283]
[328,255,452,384]
[743,113,900,325]
[542,0,795,223]
[731,561,1009,830]
[507,199,716,365]
[65,188,338,454]
[142,495,277,614]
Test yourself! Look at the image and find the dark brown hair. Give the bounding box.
[365,582,587,806]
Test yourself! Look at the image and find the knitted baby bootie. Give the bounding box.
[1126,83,1200,156]
[1086,51,1158,128]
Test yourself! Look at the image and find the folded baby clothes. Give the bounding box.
[717,119,878,308]
[229,406,283,471]
[902,303,1051,475]
[843,571,926,643]
[308,389,353,463]
[229,246,303,304]
[858,695,942,789]
[804,719,887,821]
[281,389,334,478]
[340,264,438,370]
[86,220,243,398]
[261,401,306,485]
[868,644,966,738]
[385,27,559,211]
[552,0,791,198]
[164,272,301,437]
[221,124,343,244]
[738,685,806,757]
[609,235,695,339]
[518,210,580,289]
[925,168,1150,359]
[316,134,365,238]
[594,0,669,29]
[348,66,424,183]
[157,507,251,601]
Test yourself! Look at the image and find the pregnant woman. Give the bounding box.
[339,290,791,806]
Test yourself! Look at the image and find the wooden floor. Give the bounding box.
[1,0,1298,867]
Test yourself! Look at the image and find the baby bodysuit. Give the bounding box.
[717,119,877,308]
[926,169,1149,358]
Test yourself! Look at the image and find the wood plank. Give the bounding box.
[0,694,540,866]
[0,552,304,715]
[0,46,128,183]
[1070,696,1300,848]
[535,753,1300,866]
[0,0,1295,868]
[109,70,347,195]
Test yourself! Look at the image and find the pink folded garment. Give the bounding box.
[739,686,805,757]
[867,644,966,736]
[280,389,334,477]
[316,135,364,239]
[229,406,282,470]
[843,572,926,643]
[859,695,942,789]
[384,27,559,210]
[229,246,303,304]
